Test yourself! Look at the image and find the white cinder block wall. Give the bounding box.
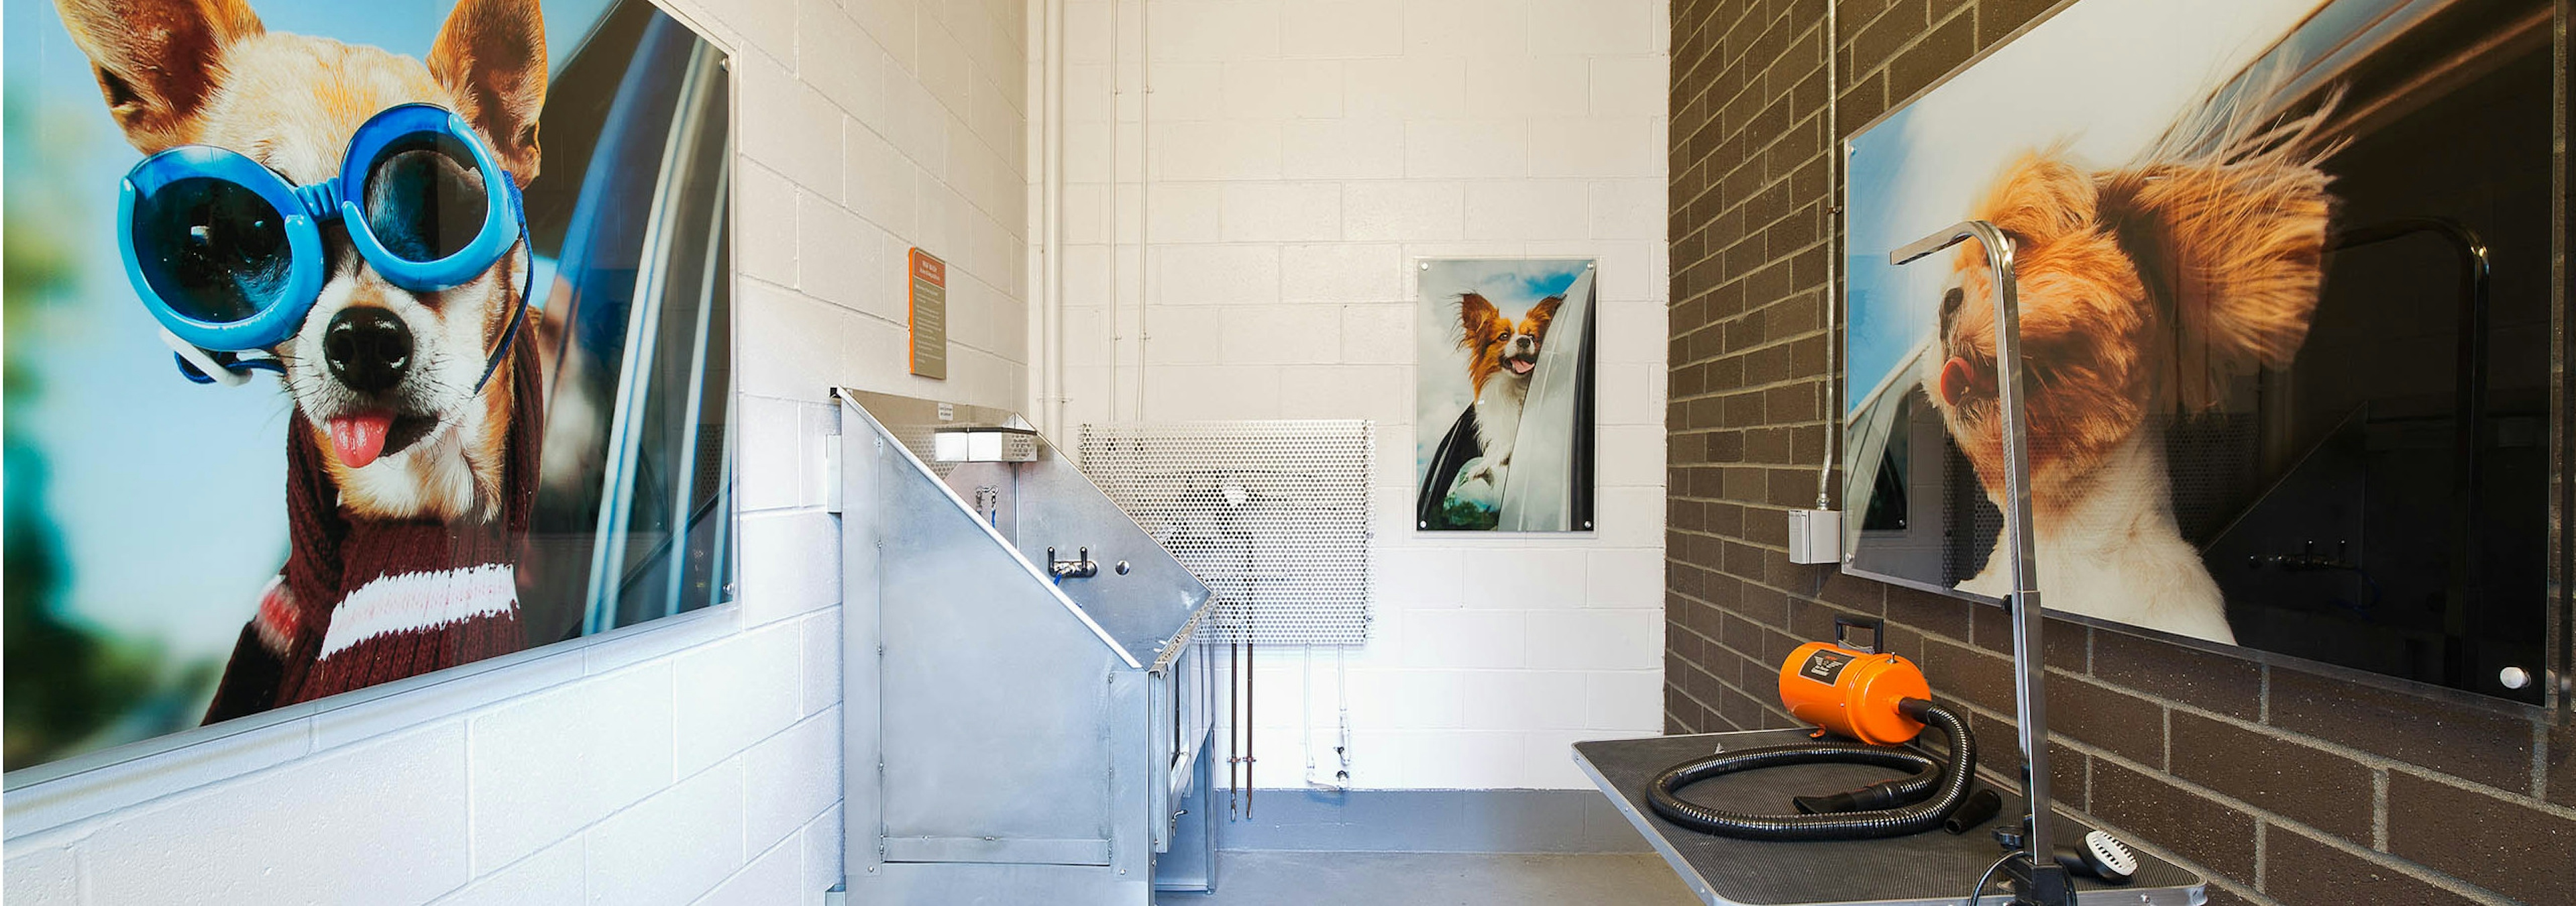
[1044,0,1670,789]
[0,1,1030,903]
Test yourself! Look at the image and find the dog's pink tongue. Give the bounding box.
[326,411,396,468]
[1509,358,1536,375]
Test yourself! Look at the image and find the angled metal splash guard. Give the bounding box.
[1889,220,2071,905]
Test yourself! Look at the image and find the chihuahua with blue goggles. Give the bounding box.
[123,102,533,395]
[59,0,551,720]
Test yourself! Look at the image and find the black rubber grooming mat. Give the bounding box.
[1575,732,2205,906]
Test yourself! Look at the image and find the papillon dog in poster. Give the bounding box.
[1456,291,1563,489]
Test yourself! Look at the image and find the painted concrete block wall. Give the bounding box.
[1049,0,1672,790]
[0,1,1030,903]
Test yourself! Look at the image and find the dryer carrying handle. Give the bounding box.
[1833,614,1884,655]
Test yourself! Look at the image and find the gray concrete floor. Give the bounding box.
[1161,851,1701,905]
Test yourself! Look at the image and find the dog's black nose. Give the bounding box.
[323,307,413,394]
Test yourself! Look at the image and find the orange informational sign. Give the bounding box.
[908,248,947,380]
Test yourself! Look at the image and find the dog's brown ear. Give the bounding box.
[2097,158,2332,408]
[1525,295,1564,332]
[52,0,264,154]
[1969,150,2103,251]
[431,0,547,186]
[1457,293,1500,347]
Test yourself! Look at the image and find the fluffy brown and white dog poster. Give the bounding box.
[1416,258,1598,532]
[1841,0,2557,703]
[2,0,737,769]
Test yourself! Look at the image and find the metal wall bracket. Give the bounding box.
[823,434,845,513]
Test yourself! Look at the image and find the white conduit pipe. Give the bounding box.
[1134,0,1153,419]
[1816,0,1841,509]
[1044,0,1067,438]
[1106,0,1123,421]
[1335,644,1350,783]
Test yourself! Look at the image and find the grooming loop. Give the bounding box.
[1890,219,2072,905]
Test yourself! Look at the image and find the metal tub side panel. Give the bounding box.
[876,446,1124,848]
[1108,670,1152,882]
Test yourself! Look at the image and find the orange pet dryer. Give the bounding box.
[1648,615,1992,841]
[1778,617,1931,746]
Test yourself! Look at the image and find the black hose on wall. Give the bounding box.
[1646,699,1977,841]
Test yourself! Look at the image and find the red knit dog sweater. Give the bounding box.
[205,343,541,723]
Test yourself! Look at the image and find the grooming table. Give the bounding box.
[1575,732,2206,906]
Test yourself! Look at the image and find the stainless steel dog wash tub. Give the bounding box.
[835,389,1218,905]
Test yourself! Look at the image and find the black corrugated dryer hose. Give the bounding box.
[1646,698,1976,841]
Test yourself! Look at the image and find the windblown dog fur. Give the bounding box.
[1926,84,2341,644]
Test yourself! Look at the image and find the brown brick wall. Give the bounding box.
[1664,1,2575,903]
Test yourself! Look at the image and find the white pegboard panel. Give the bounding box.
[1078,421,1374,645]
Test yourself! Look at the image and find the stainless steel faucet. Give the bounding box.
[1046,546,1098,580]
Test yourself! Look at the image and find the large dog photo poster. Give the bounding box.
[1415,258,1597,533]
[4,0,736,771]
[1840,0,2560,703]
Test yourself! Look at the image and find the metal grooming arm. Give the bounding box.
[1889,220,2073,906]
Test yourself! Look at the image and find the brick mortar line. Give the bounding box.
[1700,3,1765,71]
[2372,770,2390,851]
[1682,69,1788,156]
[1679,288,1832,340]
[1932,707,2408,899]
[1701,144,1833,237]
[1854,3,1982,125]
[1676,368,1834,400]
[1693,98,1829,186]
[1664,331,1835,373]
[1711,85,1830,179]
[1847,1,1978,82]
[2530,720,2551,802]
[2043,722,2521,905]
[1665,683,1728,724]
[1708,32,1817,136]
[2067,665,2568,818]
[1695,7,1813,122]
[1830,0,1921,64]
[1700,255,1832,305]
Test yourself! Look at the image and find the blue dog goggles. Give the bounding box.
[117,103,530,388]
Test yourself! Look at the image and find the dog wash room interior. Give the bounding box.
[0,0,2569,904]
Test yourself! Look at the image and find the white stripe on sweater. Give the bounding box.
[318,564,519,659]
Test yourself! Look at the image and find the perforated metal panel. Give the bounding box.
[1079,421,1374,645]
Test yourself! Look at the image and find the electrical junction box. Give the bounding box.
[1786,509,1842,564]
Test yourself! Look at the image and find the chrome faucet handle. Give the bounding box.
[1047,545,1099,579]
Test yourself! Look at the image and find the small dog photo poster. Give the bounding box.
[2,0,737,770]
[1415,258,1597,533]
[1839,0,2558,703]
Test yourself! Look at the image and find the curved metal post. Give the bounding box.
[1891,220,2064,902]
